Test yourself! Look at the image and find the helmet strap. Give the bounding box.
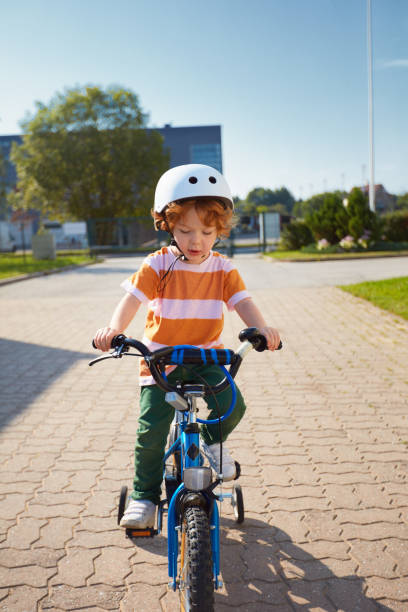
[169,236,189,261]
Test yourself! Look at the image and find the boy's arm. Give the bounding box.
[94,293,141,352]
[234,297,280,351]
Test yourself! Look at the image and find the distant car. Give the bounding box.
[0,222,17,252]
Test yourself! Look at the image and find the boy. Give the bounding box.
[93,164,280,528]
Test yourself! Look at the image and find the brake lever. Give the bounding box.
[88,353,117,366]
[88,345,126,366]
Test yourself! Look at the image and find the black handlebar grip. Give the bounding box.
[111,334,126,348]
[253,334,268,352]
[92,335,127,350]
[257,339,283,352]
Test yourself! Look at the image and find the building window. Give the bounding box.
[190,144,222,173]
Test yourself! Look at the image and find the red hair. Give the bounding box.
[152,198,235,238]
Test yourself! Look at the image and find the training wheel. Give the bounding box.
[118,485,128,525]
[231,484,244,524]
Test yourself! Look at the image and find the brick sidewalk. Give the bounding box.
[0,261,407,611]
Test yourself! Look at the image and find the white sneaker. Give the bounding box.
[120,499,156,529]
[201,441,236,481]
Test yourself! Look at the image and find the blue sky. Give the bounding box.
[1,0,407,199]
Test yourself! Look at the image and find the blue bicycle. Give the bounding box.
[90,328,280,611]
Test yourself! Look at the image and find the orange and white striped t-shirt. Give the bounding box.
[121,246,250,385]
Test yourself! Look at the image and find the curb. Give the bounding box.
[263,252,408,263]
[0,258,103,287]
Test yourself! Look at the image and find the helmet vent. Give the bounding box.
[189,176,198,184]
[209,176,217,183]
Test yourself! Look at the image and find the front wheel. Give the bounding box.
[179,506,214,611]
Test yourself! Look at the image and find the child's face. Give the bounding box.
[173,206,217,264]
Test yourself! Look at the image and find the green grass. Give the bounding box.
[340,277,408,321]
[264,249,408,261]
[0,252,97,280]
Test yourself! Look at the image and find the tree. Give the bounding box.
[274,187,295,213]
[280,220,313,250]
[306,193,348,244]
[9,85,169,223]
[396,192,408,210]
[346,187,380,240]
[293,191,347,219]
[244,186,295,214]
[269,203,287,215]
[305,188,380,245]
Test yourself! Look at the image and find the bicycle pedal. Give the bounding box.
[126,527,157,539]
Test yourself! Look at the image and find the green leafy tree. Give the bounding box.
[293,191,347,219]
[293,194,326,219]
[9,85,169,223]
[244,186,295,214]
[306,192,348,244]
[292,199,304,218]
[274,187,295,213]
[396,192,408,210]
[269,203,287,215]
[346,187,380,240]
[305,188,380,244]
[280,220,313,250]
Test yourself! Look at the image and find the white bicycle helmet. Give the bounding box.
[154,164,234,213]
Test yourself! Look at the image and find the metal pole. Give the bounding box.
[259,212,266,252]
[20,222,27,264]
[367,0,375,212]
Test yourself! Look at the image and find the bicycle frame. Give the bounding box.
[89,329,281,596]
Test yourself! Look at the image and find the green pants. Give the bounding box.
[132,365,246,504]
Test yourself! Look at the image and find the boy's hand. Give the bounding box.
[93,327,121,352]
[259,326,281,351]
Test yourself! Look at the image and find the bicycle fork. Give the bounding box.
[165,390,221,591]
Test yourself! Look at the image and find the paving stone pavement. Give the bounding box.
[0,256,407,611]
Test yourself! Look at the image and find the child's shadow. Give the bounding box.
[216,516,393,611]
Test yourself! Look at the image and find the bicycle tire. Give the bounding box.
[179,506,214,611]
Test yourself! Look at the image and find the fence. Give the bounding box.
[86,213,283,255]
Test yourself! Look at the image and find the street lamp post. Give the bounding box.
[367,0,375,212]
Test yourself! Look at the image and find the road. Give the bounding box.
[0,255,407,611]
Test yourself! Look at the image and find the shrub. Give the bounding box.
[339,235,356,250]
[317,238,330,250]
[346,188,381,241]
[279,221,313,250]
[382,210,408,242]
[300,243,340,254]
[370,241,408,251]
[306,193,348,244]
[305,188,381,245]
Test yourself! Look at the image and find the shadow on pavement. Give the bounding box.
[216,516,393,611]
[0,338,94,431]
[118,512,393,611]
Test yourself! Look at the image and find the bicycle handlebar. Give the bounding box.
[90,328,282,396]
